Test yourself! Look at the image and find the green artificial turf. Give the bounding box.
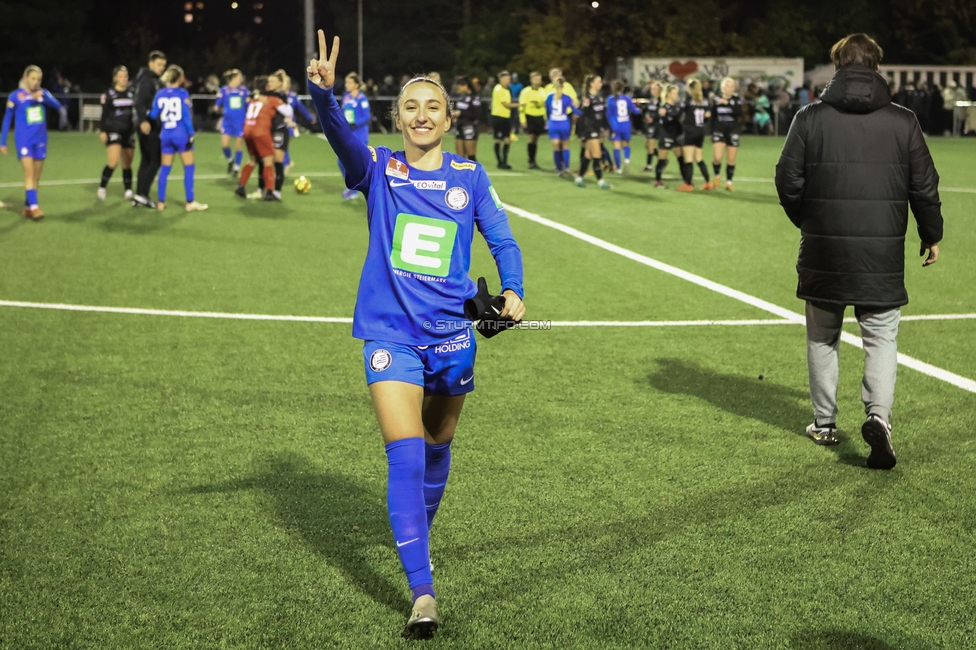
[1,132,974,649]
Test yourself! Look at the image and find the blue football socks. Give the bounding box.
[234,150,243,167]
[624,145,631,161]
[158,165,171,202]
[385,438,434,601]
[424,440,452,529]
[25,188,38,208]
[183,164,195,202]
[222,146,232,161]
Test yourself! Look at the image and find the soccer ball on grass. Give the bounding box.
[294,176,312,194]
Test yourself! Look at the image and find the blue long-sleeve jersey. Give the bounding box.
[341,91,371,143]
[309,83,524,346]
[149,87,194,139]
[1,88,62,147]
[215,85,248,128]
[607,94,640,131]
[288,91,315,123]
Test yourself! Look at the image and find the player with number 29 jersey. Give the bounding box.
[149,86,194,154]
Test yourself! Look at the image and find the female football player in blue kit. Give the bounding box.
[339,72,371,200]
[307,30,525,639]
[148,66,208,212]
[215,69,248,176]
[545,77,576,177]
[282,74,317,175]
[607,79,640,174]
[1,65,63,220]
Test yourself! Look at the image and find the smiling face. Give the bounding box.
[667,87,679,103]
[266,75,283,92]
[114,68,129,89]
[345,76,359,94]
[589,76,602,95]
[721,78,736,97]
[149,58,167,76]
[396,81,450,151]
[24,70,42,91]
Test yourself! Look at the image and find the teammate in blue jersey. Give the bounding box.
[307,30,525,640]
[215,69,248,176]
[148,66,208,212]
[339,72,371,200]
[545,77,576,176]
[607,79,641,174]
[1,65,63,220]
[283,74,317,175]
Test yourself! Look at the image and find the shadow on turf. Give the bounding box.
[238,202,295,219]
[185,452,408,614]
[646,357,865,466]
[790,629,900,649]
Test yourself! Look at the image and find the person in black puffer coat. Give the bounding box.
[775,33,943,470]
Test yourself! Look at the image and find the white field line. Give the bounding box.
[0,301,795,327]
[3,300,971,328]
[0,300,353,323]
[0,169,528,190]
[502,202,976,394]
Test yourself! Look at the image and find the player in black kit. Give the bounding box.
[98,66,137,202]
[711,76,743,191]
[451,77,480,161]
[574,75,612,189]
[678,78,713,191]
[654,84,683,188]
[640,80,661,171]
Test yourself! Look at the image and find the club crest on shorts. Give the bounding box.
[445,187,469,210]
[385,158,408,180]
[369,349,392,372]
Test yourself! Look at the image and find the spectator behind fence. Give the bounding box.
[775,33,943,469]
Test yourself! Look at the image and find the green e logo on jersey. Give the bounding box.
[228,96,242,110]
[26,106,44,124]
[488,185,503,209]
[390,213,458,278]
[344,108,356,124]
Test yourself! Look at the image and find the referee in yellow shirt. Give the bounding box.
[544,67,579,104]
[491,71,519,169]
[519,72,548,169]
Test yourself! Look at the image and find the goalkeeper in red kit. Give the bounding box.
[235,76,294,201]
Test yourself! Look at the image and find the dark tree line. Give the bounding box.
[0,0,971,92]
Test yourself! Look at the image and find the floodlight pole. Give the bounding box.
[304,0,314,88]
[358,0,364,79]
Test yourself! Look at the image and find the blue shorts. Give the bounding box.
[161,133,191,155]
[17,142,46,160]
[222,121,244,138]
[363,330,477,396]
[611,125,632,141]
[548,125,571,140]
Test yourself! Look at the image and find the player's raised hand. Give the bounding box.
[307,29,339,89]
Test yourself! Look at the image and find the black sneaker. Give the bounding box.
[528,162,540,170]
[862,415,896,470]
[498,162,512,170]
[263,191,280,202]
[227,160,234,174]
[131,194,156,209]
[234,186,247,199]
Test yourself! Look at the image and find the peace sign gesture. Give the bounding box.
[307,29,340,90]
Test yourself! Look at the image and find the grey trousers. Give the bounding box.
[805,301,900,425]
